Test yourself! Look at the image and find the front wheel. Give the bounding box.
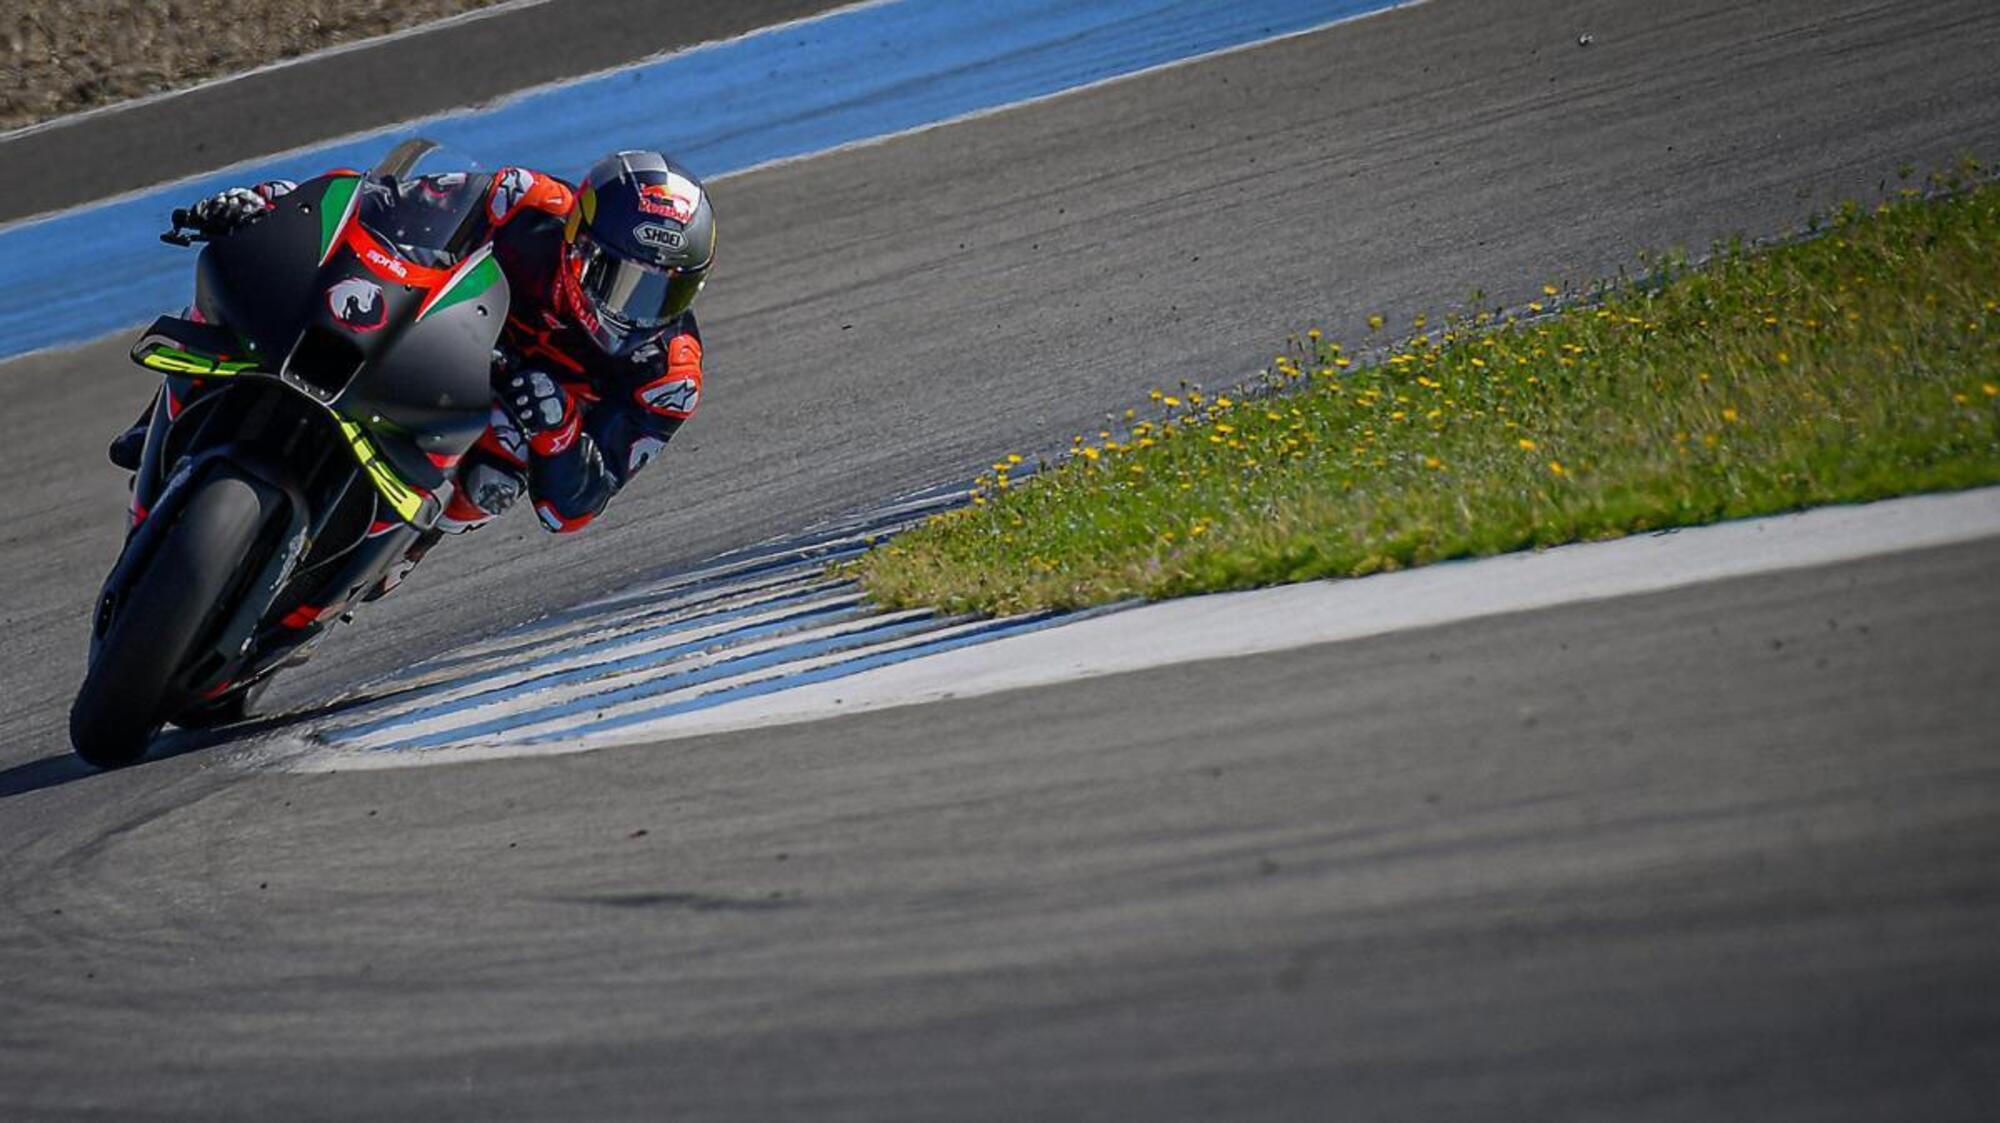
[70,473,272,768]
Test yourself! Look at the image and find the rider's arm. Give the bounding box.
[525,318,704,534]
[184,180,298,236]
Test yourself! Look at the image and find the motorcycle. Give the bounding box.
[70,138,507,768]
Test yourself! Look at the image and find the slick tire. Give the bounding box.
[70,474,270,768]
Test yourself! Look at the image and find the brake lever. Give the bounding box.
[160,207,208,247]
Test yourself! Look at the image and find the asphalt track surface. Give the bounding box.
[0,0,849,225]
[3,0,1999,1116]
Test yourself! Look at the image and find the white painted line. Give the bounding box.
[406,572,852,674]
[0,0,898,232]
[280,487,2000,769]
[0,0,559,145]
[326,606,944,750]
[303,611,1013,765]
[325,589,869,727]
[711,1,1430,185]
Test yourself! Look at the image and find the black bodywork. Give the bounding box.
[95,139,508,720]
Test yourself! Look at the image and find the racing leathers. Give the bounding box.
[442,167,704,534]
[119,168,704,538]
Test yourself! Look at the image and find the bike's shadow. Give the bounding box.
[0,690,397,800]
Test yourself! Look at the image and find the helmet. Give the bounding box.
[561,150,717,355]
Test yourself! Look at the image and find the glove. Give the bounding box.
[499,369,581,456]
[188,187,273,235]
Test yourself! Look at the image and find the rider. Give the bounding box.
[110,150,716,539]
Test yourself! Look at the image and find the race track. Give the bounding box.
[3,0,1999,1116]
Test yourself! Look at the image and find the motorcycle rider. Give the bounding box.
[110,150,715,541]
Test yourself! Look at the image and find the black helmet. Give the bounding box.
[562,150,717,355]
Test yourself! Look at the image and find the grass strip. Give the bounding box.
[857,167,2000,615]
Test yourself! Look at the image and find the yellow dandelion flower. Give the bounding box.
[1215,424,1235,435]
[1548,460,1567,477]
[1542,283,1560,297]
[1775,350,1790,364]
[1413,313,1428,329]
[1721,407,1739,423]
[1528,302,1544,313]
[1163,395,1181,407]
[1517,438,1538,451]
[1006,453,1023,465]
[1424,456,1442,470]
[1367,313,1385,331]
[1983,384,1998,397]
[1081,446,1100,461]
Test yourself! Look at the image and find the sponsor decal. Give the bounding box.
[364,248,409,279]
[635,175,701,223]
[338,418,426,521]
[327,277,386,332]
[490,167,533,222]
[489,405,530,462]
[637,375,700,418]
[634,223,686,254]
[626,436,667,474]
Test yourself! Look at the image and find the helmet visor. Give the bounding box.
[575,235,703,331]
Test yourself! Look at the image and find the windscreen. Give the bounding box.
[355,170,490,269]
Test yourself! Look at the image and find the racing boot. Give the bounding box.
[107,398,156,471]
[107,427,145,471]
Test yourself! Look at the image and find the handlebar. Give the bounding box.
[160,208,210,247]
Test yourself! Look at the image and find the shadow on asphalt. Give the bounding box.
[0,691,393,800]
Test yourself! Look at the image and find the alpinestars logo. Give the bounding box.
[327,277,386,332]
[638,376,699,418]
[490,167,533,222]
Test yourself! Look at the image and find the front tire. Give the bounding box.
[70,473,270,768]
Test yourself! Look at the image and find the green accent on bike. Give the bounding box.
[417,250,501,322]
[138,345,258,377]
[317,175,361,262]
[337,416,426,523]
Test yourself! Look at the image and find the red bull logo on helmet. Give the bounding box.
[635,174,702,224]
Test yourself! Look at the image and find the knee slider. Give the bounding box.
[463,460,525,516]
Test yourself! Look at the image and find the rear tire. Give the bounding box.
[70,474,271,768]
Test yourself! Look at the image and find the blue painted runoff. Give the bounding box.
[0,0,1403,359]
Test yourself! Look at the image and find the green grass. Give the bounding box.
[857,167,2000,615]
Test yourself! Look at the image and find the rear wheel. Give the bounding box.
[70,474,271,768]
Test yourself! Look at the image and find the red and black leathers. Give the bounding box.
[437,167,705,535]
[129,168,705,535]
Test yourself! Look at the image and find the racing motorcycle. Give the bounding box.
[70,138,506,768]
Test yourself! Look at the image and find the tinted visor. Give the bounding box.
[575,234,703,331]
